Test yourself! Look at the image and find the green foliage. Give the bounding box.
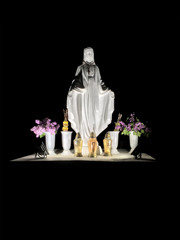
[121,128,130,136]
[137,132,141,137]
[40,132,46,138]
[121,128,145,137]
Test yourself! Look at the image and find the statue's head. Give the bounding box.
[83,47,94,63]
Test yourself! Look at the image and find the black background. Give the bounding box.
[2,13,180,238]
[3,16,179,161]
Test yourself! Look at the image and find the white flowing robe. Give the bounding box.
[67,64,115,146]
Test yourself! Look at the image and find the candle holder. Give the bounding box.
[103,132,112,156]
[73,132,83,157]
[88,132,98,158]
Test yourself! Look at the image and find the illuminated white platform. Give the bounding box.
[11,149,156,162]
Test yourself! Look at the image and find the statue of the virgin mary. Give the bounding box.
[67,47,115,155]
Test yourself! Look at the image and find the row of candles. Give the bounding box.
[74,131,112,158]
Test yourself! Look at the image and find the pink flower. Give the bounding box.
[30,126,36,131]
[35,120,41,124]
[30,117,60,138]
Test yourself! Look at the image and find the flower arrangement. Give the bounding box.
[30,117,60,138]
[121,113,151,137]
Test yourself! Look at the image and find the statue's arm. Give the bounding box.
[96,66,115,98]
[96,66,109,91]
[75,65,83,76]
[69,65,84,91]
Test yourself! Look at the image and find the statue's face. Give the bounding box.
[87,50,92,57]
[84,48,94,62]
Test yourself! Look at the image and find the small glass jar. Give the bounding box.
[73,132,83,157]
[88,132,98,157]
[103,132,112,156]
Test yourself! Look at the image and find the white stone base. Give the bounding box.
[129,148,135,154]
[11,149,156,162]
[47,150,56,156]
[111,148,120,155]
[82,146,89,156]
[60,150,74,156]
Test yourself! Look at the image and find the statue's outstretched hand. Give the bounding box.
[111,91,115,98]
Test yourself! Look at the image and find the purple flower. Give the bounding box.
[114,120,126,131]
[119,121,126,127]
[35,119,41,124]
[30,117,60,137]
[126,123,131,131]
[129,113,135,123]
[134,122,145,131]
[145,127,151,133]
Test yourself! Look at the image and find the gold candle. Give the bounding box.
[88,132,97,158]
[62,120,68,131]
[103,132,112,156]
[73,132,83,157]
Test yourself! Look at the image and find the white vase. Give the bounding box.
[129,131,138,154]
[61,131,73,155]
[45,132,56,155]
[108,131,120,154]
